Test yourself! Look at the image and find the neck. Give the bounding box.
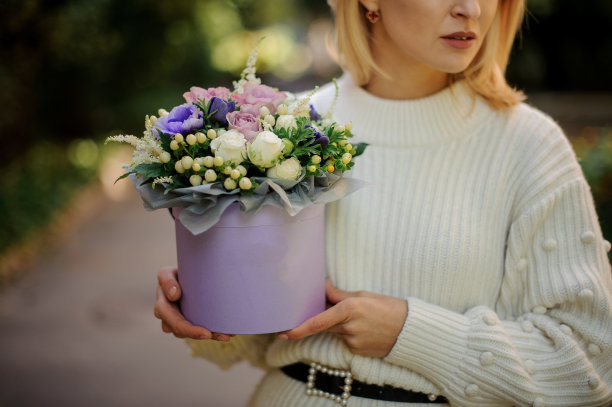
[364,69,449,100]
[364,25,449,100]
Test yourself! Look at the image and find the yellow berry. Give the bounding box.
[159,151,171,163]
[341,153,352,165]
[326,164,335,173]
[224,178,237,190]
[230,169,241,180]
[186,134,197,145]
[181,156,194,170]
[213,156,224,167]
[223,166,233,175]
[192,163,201,172]
[345,121,353,131]
[311,155,321,164]
[207,129,217,140]
[307,165,317,173]
[174,161,185,174]
[189,175,202,186]
[264,114,275,126]
[338,139,348,147]
[196,132,206,143]
[336,125,345,133]
[204,169,217,182]
[259,106,270,117]
[203,156,214,168]
[239,177,252,190]
[174,133,184,144]
[170,140,179,151]
[236,165,247,176]
[345,144,353,152]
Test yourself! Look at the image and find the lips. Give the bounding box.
[441,31,477,49]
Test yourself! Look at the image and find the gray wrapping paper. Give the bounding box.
[130,171,365,235]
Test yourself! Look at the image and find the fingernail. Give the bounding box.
[199,334,211,340]
[169,285,177,297]
[278,334,289,340]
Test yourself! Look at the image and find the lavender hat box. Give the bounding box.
[173,203,326,335]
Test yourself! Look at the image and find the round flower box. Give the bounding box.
[173,203,326,334]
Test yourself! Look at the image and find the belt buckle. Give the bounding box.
[305,362,352,406]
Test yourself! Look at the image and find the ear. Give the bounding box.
[359,0,379,11]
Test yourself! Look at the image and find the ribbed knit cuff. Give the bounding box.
[384,297,470,383]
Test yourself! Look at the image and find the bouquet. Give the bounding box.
[106,43,366,334]
[107,43,365,235]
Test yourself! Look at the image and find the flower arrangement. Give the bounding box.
[106,43,365,235]
[105,42,366,333]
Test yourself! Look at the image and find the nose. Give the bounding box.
[451,0,482,19]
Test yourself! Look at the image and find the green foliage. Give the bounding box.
[0,142,98,255]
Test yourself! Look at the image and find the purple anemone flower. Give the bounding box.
[309,104,322,121]
[305,125,330,148]
[153,104,203,138]
[208,97,236,126]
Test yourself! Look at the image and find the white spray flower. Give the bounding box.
[267,157,301,181]
[210,129,247,165]
[247,131,284,168]
[275,115,298,132]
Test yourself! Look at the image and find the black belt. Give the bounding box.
[281,362,449,404]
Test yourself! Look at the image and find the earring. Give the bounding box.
[366,9,380,23]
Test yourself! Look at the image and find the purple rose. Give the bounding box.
[226,104,262,141]
[183,86,230,105]
[208,97,235,126]
[153,104,203,137]
[231,82,286,113]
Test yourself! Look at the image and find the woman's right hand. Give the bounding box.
[154,266,233,341]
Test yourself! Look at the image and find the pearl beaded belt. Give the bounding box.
[281,362,449,405]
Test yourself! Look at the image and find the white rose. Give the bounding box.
[247,130,284,168]
[210,129,247,165]
[267,157,302,181]
[275,114,298,132]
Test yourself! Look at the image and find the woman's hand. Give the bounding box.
[278,279,408,358]
[154,266,234,342]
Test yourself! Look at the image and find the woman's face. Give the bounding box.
[365,0,499,75]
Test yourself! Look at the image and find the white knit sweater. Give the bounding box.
[186,75,612,407]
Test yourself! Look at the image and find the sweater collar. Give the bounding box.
[329,74,495,148]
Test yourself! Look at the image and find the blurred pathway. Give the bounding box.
[0,183,264,407]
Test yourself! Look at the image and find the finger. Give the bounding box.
[279,304,349,340]
[161,321,172,333]
[212,333,232,342]
[158,266,181,302]
[155,285,212,340]
[325,278,357,304]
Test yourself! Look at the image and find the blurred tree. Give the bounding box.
[1,0,610,166]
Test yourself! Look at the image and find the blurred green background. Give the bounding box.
[1,0,611,270]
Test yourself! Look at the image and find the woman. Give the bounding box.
[154,0,612,405]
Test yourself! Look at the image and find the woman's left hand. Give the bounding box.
[278,279,408,358]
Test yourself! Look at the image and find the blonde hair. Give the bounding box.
[327,0,526,110]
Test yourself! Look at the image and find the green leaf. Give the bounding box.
[113,171,133,184]
[133,163,169,178]
[353,142,369,157]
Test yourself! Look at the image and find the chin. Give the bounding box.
[435,59,474,75]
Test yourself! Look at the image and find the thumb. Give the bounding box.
[325,278,354,304]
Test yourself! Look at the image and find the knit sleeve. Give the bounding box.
[184,334,274,370]
[384,127,612,405]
